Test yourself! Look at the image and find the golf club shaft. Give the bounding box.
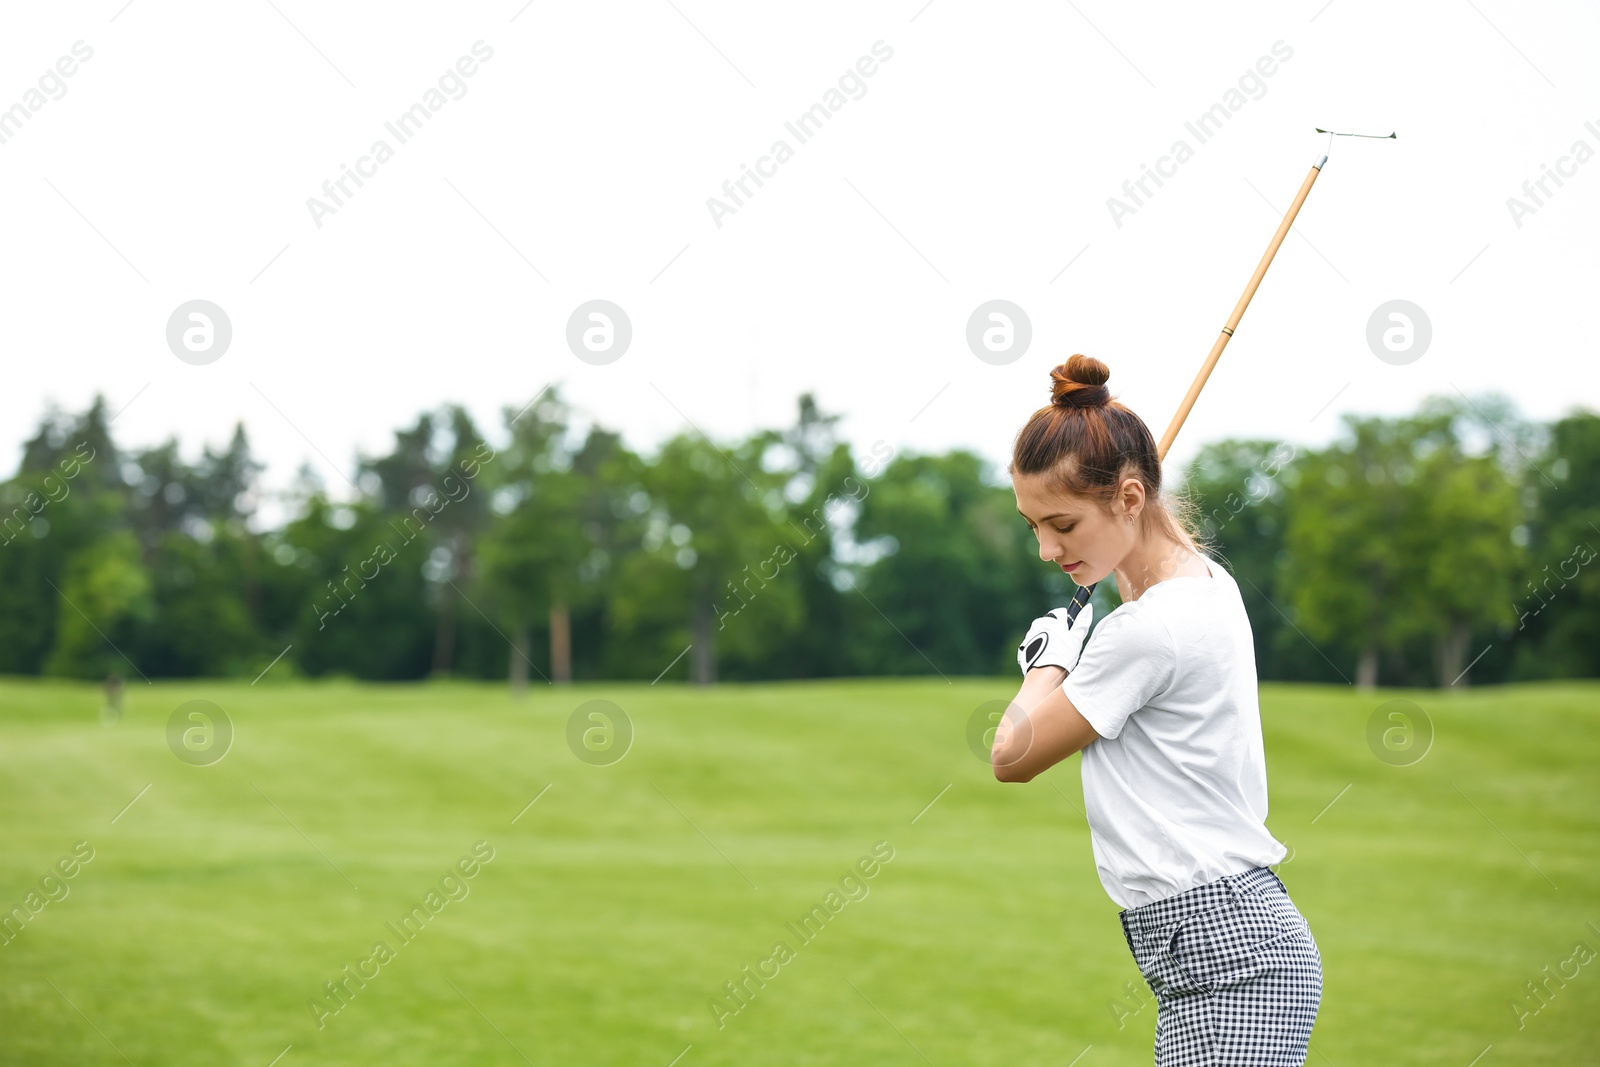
[1064,158,1326,622]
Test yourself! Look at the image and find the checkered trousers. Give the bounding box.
[1118,866,1322,1066]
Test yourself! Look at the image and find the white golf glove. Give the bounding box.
[1016,602,1095,676]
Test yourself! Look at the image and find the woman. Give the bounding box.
[991,354,1323,1065]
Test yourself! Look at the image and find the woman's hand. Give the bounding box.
[1016,603,1095,675]
[996,603,1102,782]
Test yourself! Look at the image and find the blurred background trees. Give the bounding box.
[1,387,1594,689]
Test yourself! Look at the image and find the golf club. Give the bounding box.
[1062,126,1397,623]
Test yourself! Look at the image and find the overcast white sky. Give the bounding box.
[3,1,1596,528]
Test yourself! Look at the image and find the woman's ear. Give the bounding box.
[1121,477,1146,523]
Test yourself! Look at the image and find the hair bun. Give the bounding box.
[1050,354,1112,409]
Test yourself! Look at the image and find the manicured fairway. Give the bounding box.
[1,677,1596,1065]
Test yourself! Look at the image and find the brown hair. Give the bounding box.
[1008,354,1207,553]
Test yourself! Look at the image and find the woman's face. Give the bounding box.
[1013,472,1142,587]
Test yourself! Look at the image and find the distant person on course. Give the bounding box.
[991,354,1322,1066]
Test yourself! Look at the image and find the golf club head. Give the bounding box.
[1313,128,1397,168]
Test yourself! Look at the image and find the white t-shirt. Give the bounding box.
[1061,552,1287,910]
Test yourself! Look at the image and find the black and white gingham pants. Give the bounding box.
[1119,865,1322,1065]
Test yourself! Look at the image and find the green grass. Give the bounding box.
[1,676,1596,1065]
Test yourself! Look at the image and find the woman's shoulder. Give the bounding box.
[1075,597,1180,684]
[1090,596,1175,649]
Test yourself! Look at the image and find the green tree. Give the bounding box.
[1282,398,1525,687]
[474,389,606,690]
[43,530,154,680]
[135,526,264,677]
[622,430,798,685]
[849,449,1055,677]
[1282,416,1427,687]
[1515,410,1600,678]
[357,407,494,678]
[268,492,435,679]
[427,406,494,676]
[768,394,856,678]
[1410,442,1522,685]
[2,396,134,677]
[1178,439,1297,678]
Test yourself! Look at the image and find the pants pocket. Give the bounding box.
[1173,891,1306,995]
[1141,922,1218,1002]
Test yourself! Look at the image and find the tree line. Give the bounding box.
[1,388,1594,689]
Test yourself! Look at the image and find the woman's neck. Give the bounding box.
[1114,533,1208,600]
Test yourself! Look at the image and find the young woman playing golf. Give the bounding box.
[992,354,1322,1065]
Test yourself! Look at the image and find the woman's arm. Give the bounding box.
[991,665,1102,783]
